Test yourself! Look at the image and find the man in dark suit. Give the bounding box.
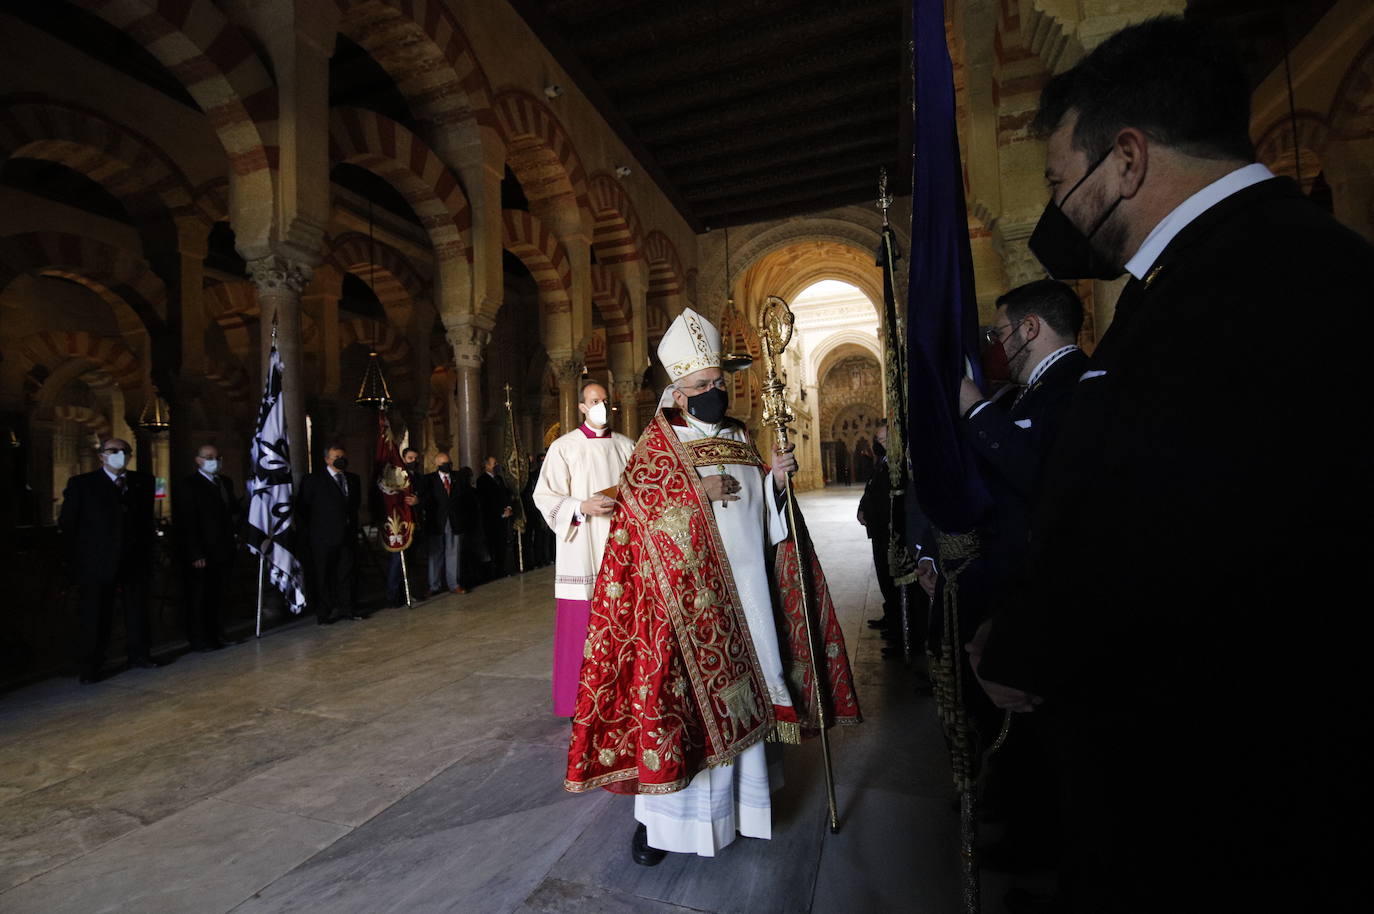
[59,437,163,682]
[954,280,1088,877]
[858,422,899,635]
[296,444,362,624]
[419,451,466,595]
[173,443,243,651]
[972,18,1373,911]
[476,455,513,578]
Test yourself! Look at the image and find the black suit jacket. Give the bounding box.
[476,472,511,521]
[419,470,455,528]
[858,457,891,539]
[962,348,1089,580]
[58,468,156,582]
[296,469,362,550]
[173,471,242,565]
[980,178,1374,711]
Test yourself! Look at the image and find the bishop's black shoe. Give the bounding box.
[631,823,667,867]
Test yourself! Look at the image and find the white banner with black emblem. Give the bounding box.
[247,341,306,615]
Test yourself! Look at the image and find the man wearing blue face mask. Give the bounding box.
[174,444,243,652]
[970,17,1374,913]
[60,437,163,682]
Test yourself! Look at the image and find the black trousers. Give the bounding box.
[77,568,150,674]
[869,533,899,626]
[310,540,356,619]
[183,559,229,647]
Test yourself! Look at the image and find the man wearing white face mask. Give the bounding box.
[533,381,635,716]
[60,438,162,682]
[173,444,243,651]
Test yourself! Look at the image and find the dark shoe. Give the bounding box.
[129,656,167,669]
[867,618,887,629]
[631,823,667,867]
[347,612,365,621]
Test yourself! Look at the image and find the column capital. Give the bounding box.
[555,358,584,385]
[612,378,640,402]
[446,325,490,368]
[247,255,313,296]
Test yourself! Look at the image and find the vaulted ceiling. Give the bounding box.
[510,0,905,232]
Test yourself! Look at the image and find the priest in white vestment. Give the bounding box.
[532,381,635,716]
[633,309,798,862]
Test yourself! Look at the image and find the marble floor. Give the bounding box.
[0,487,1012,914]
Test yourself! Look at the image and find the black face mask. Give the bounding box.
[1028,147,1126,281]
[684,387,729,424]
[405,460,419,471]
[333,457,349,471]
[436,463,451,473]
[874,440,886,459]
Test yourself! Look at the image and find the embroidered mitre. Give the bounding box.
[657,308,722,382]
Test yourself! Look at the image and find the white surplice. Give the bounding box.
[635,413,793,856]
[532,424,636,601]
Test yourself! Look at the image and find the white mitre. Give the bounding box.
[657,307,722,382]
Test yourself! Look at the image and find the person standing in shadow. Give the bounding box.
[173,443,243,651]
[60,438,166,682]
[296,444,363,624]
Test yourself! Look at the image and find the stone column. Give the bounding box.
[30,420,57,526]
[554,357,583,439]
[249,255,312,484]
[612,379,641,438]
[448,329,488,471]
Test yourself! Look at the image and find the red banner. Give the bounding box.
[374,411,415,552]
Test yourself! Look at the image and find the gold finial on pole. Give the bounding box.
[757,293,841,835]
[503,382,514,410]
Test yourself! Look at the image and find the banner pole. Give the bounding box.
[254,543,267,638]
[400,548,413,608]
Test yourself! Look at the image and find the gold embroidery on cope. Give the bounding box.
[721,677,762,724]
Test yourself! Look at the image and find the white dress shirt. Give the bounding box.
[1123,162,1274,280]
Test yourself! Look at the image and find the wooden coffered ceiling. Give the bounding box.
[509,0,905,232]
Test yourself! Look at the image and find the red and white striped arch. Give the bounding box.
[70,0,277,244]
[0,98,197,227]
[330,107,472,264]
[327,232,428,320]
[590,264,632,344]
[643,230,685,299]
[336,0,495,132]
[587,172,644,265]
[501,209,572,315]
[337,316,415,385]
[493,90,589,218]
[52,404,114,440]
[0,232,166,335]
[19,330,143,391]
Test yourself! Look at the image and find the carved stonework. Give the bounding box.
[612,379,640,405]
[247,256,312,296]
[555,358,584,385]
[993,219,1046,289]
[446,326,491,369]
